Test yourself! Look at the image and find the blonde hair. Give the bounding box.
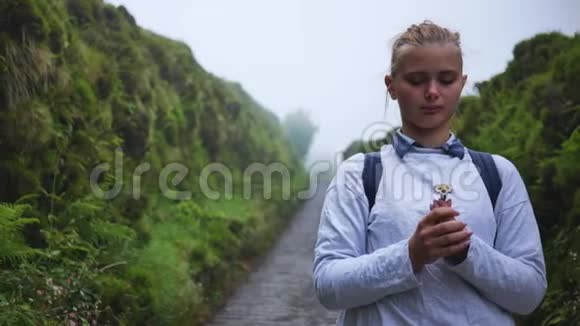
[390,20,462,76]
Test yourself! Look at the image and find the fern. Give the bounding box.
[0,203,42,264]
[89,220,136,246]
[62,198,136,246]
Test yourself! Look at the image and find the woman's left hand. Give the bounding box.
[429,198,470,264]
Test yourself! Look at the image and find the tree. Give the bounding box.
[282,109,318,161]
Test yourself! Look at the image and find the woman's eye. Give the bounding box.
[439,73,457,85]
[407,78,425,85]
[405,74,456,85]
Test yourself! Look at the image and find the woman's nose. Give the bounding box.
[425,80,440,100]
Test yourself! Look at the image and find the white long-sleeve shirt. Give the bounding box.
[312,133,547,325]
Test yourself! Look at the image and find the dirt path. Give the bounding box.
[207,182,338,326]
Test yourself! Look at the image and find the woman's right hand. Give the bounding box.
[408,207,472,272]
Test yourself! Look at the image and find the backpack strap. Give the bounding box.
[467,149,502,210]
[468,149,503,247]
[362,152,382,212]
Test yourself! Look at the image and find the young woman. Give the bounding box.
[312,21,547,325]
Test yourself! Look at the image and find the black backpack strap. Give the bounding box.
[468,149,502,210]
[468,149,503,247]
[362,152,383,212]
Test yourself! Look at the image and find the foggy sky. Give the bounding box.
[106,0,579,166]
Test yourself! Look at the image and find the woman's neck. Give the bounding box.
[400,124,451,147]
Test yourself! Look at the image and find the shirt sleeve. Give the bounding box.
[312,153,421,311]
[444,155,547,315]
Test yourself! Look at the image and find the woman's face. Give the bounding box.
[385,43,467,132]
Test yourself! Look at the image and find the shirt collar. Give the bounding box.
[392,128,465,160]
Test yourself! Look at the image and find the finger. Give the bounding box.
[423,207,459,225]
[430,200,437,209]
[428,229,472,248]
[426,220,467,238]
[437,215,455,224]
[434,239,470,257]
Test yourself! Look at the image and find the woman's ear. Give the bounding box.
[384,75,397,100]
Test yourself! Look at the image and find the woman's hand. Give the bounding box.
[408,207,472,272]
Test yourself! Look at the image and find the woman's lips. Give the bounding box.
[421,106,443,114]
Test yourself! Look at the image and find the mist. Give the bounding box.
[106,0,579,167]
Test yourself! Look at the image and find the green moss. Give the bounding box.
[553,45,580,103]
[0,0,308,324]
[73,78,97,107]
[65,0,96,26]
[0,0,46,42]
